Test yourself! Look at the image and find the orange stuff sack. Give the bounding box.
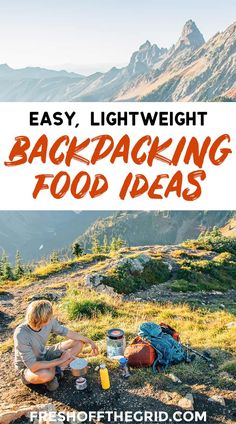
[124,336,156,368]
[159,322,180,341]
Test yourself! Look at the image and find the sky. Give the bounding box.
[0,0,235,74]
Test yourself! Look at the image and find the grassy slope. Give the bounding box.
[1,247,235,381]
[57,287,236,358]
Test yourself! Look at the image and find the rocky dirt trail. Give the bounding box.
[126,283,236,310]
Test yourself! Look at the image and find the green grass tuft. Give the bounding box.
[66,299,115,320]
[170,279,199,292]
[220,359,236,377]
[61,288,118,321]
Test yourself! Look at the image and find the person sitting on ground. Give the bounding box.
[13,299,99,391]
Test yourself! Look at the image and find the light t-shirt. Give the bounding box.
[14,318,68,371]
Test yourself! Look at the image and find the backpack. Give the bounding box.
[138,322,186,372]
[124,336,156,368]
[160,322,180,341]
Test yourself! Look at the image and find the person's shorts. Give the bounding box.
[17,343,63,385]
[43,343,63,361]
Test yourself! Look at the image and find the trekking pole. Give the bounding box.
[185,340,190,363]
[182,344,212,363]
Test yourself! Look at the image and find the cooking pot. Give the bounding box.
[70,358,88,377]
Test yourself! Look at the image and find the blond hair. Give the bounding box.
[26,300,53,329]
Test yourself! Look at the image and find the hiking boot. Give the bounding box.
[55,366,64,379]
[20,369,30,386]
[45,376,59,392]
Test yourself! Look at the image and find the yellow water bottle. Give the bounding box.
[99,364,110,390]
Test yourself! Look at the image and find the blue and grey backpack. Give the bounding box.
[139,322,186,372]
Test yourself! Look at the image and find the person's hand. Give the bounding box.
[61,350,73,361]
[90,341,99,356]
[60,350,73,363]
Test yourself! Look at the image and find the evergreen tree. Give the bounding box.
[14,250,24,279]
[116,237,126,250]
[110,236,126,251]
[0,256,3,278]
[50,251,59,263]
[1,252,14,281]
[102,235,110,253]
[110,237,118,251]
[24,264,33,275]
[91,235,101,254]
[72,242,83,257]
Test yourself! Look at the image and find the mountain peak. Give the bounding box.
[128,41,167,76]
[182,20,198,35]
[139,40,151,50]
[0,63,11,70]
[179,20,205,49]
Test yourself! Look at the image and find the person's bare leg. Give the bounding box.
[58,339,84,369]
[24,368,55,385]
[60,339,84,356]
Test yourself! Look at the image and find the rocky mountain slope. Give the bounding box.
[0,20,235,101]
[77,211,234,251]
[222,216,236,238]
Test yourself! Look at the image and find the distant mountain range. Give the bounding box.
[0,211,112,262]
[0,20,235,101]
[76,211,234,250]
[0,211,234,262]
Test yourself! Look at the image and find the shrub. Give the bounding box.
[65,299,115,320]
[220,359,236,378]
[170,279,198,292]
[174,247,236,292]
[102,258,171,294]
[170,250,202,260]
[190,260,212,272]
[183,230,236,255]
[213,252,234,264]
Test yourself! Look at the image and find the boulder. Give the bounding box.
[138,254,151,264]
[96,284,116,295]
[178,393,194,410]
[115,256,145,273]
[85,273,103,288]
[85,274,92,287]
[167,373,182,383]
[208,395,226,407]
[104,286,116,295]
[94,274,103,287]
